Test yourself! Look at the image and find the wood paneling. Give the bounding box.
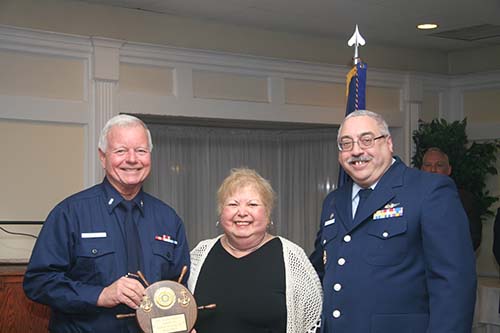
[0,265,50,333]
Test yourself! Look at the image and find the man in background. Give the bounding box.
[24,114,190,332]
[421,147,482,250]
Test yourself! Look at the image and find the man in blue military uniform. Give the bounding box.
[24,114,191,332]
[311,110,476,332]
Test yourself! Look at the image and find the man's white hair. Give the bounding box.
[98,114,153,152]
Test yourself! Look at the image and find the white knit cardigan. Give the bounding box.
[188,235,322,333]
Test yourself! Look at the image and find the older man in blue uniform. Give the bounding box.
[24,115,190,332]
[311,110,476,332]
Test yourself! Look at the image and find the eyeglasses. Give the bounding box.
[338,134,387,152]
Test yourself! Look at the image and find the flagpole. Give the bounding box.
[348,24,366,65]
[337,25,368,188]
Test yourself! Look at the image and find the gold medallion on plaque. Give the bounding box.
[154,287,176,310]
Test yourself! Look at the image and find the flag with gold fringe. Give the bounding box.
[338,61,367,187]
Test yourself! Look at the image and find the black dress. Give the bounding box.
[194,237,287,333]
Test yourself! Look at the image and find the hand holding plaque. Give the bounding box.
[116,266,215,333]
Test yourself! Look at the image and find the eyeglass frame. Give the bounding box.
[337,134,387,152]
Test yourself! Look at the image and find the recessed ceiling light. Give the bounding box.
[417,23,439,30]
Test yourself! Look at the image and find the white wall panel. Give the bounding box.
[120,63,174,96]
[193,70,268,102]
[284,79,344,108]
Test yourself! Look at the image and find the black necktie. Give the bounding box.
[122,200,142,273]
[355,188,373,219]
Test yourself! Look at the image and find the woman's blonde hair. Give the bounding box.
[217,168,276,217]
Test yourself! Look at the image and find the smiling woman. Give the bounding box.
[217,169,275,257]
[188,168,323,333]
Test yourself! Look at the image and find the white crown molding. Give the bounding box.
[366,69,406,88]
[0,25,91,58]
[121,42,347,80]
[419,73,450,92]
[449,70,500,90]
[0,95,89,124]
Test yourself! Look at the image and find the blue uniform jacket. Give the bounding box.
[311,157,477,333]
[23,178,191,333]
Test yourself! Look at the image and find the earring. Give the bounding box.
[216,220,220,227]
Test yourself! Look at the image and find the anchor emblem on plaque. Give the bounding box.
[178,289,191,308]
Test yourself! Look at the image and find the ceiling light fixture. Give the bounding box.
[417,23,439,30]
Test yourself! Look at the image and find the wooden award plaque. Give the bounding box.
[136,280,197,333]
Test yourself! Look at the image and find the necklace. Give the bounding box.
[224,233,268,254]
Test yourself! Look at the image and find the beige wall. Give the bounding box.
[0,47,86,221]
[464,88,500,123]
[0,120,84,220]
[120,63,174,96]
[193,70,268,102]
[366,86,401,117]
[0,120,84,262]
[285,79,345,108]
[0,37,87,261]
[0,49,84,100]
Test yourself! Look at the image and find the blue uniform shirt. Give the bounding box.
[23,178,191,333]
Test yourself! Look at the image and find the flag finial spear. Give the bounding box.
[348,25,366,65]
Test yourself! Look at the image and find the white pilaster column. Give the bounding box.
[441,86,464,122]
[403,75,423,162]
[90,37,124,184]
